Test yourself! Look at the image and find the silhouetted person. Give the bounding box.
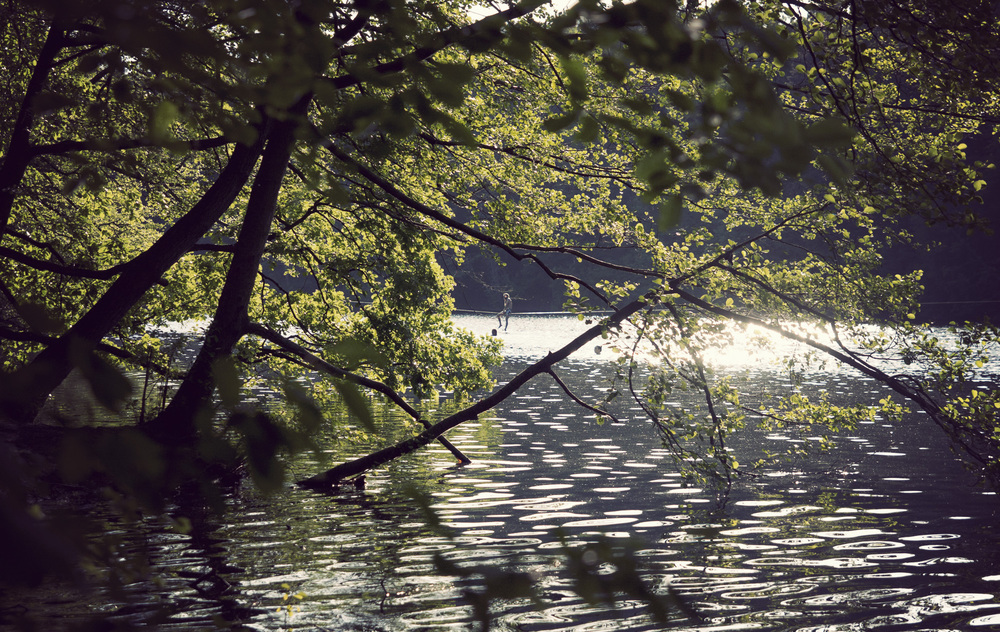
[497,292,512,331]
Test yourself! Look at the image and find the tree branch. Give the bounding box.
[0,325,176,377]
[324,142,614,306]
[0,245,167,286]
[29,135,230,157]
[546,367,621,423]
[0,15,67,237]
[669,284,991,466]
[246,322,472,464]
[297,292,655,489]
[325,0,549,91]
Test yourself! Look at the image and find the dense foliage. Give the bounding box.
[1,0,999,625]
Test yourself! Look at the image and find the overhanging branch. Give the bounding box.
[670,285,991,466]
[546,367,621,423]
[0,245,167,286]
[30,135,230,158]
[324,142,615,306]
[325,0,549,91]
[246,322,472,464]
[297,292,655,489]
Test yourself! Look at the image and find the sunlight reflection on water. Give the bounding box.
[459,314,859,372]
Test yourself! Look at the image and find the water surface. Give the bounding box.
[6,315,999,631]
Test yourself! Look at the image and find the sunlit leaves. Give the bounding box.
[1,1,999,615]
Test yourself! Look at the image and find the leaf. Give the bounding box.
[15,302,64,334]
[658,195,684,229]
[149,101,180,143]
[561,56,589,102]
[542,109,580,132]
[212,356,242,409]
[441,115,476,145]
[661,88,695,111]
[32,91,76,115]
[635,150,679,195]
[284,381,324,432]
[803,118,856,147]
[69,345,133,413]
[577,114,600,143]
[233,412,287,493]
[816,154,854,184]
[333,380,375,431]
[325,339,389,372]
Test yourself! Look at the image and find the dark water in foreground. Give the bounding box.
[7,316,1000,630]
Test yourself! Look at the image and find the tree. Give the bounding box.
[296,0,1000,487]
[1,0,998,603]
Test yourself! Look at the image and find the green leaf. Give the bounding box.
[212,357,242,409]
[816,154,854,184]
[658,195,684,229]
[577,114,600,143]
[561,56,589,102]
[542,109,580,132]
[803,118,856,147]
[69,343,133,413]
[661,88,695,111]
[149,101,180,143]
[284,381,324,432]
[433,61,476,86]
[15,302,64,334]
[334,380,375,431]
[233,412,287,493]
[32,91,76,115]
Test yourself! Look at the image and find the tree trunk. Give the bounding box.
[145,108,303,443]
[297,296,652,489]
[4,131,267,423]
[0,17,65,238]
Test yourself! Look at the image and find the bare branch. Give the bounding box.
[546,367,621,423]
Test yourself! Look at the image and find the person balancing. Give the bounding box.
[497,292,512,331]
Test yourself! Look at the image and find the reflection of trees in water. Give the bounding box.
[171,506,267,626]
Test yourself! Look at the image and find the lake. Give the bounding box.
[5,315,999,631]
